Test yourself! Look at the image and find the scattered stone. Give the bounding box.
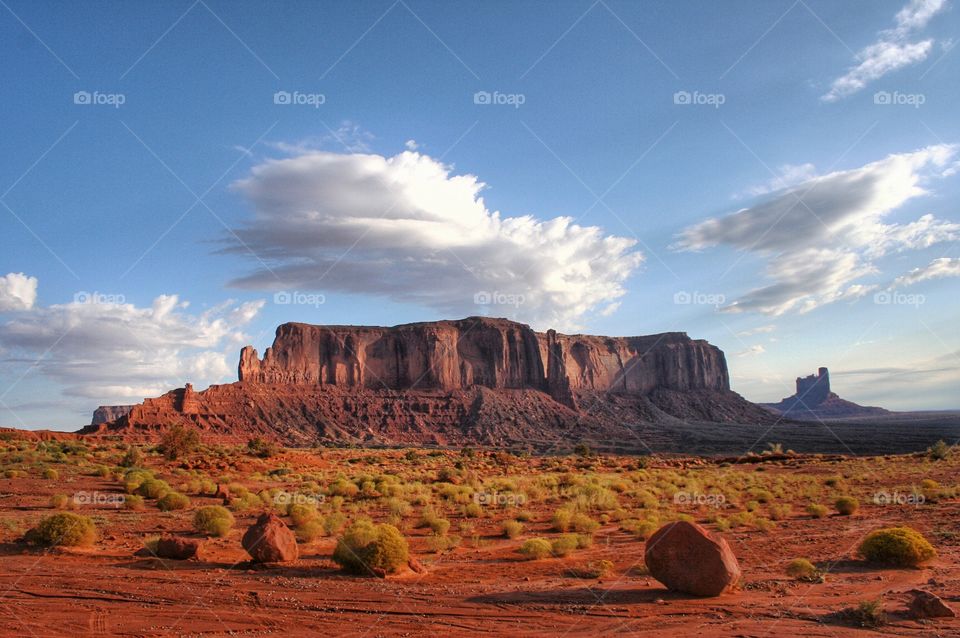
[407,557,427,574]
[644,521,741,597]
[214,483,231,503]
[155,535,200,560]
[241,512,298,563]
[908,589,955,619]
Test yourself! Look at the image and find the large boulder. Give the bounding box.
[644,521,740,596]
[155,535,200,560]
[242,512,298,563]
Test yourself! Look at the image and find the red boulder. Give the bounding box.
[644,521,740,597]
[242,512,298,563]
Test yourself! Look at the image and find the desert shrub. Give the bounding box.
[714,517,731,532]
[50,494,70,509]
[123,469,153,493]
[768,504,792,521]
[324,512,347,536]
[463,502,483,518]
[551,534,579,557]
[42,468,58,480]
[754,517,775,533]
[137,479,171,500]
[120,446,143,468]
[503,520,524,539]
[589,559,614,577]
[806,503,829,518]
[834,496,859,516]
[551,507,573,532]
[623,519,659,539]
[288,503,318,527]
[157,492,190,511]
[228,492,263,512]
[858,527,936,567]
[428,517,450,537]
[295,519,324,543]
[426,533,462,553]
[574,533,593,549]
[849,599,886,628]
[158,425,200,460]
[246,437,279,458]
[928,440,951,460]
[27,512,96,547]
[570,512,599,534]
[386,497,411,518]
[519,538,552,560]
[332,520,409,574]
[785,558,821,581]
[193,506,234,537]
[123,495,145,510]
[328,478,359,499]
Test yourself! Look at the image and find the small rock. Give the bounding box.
[407,557,427,574]
[155,535,200,560]
[908,589,955,619]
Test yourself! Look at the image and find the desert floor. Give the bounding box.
[0,437,957,637]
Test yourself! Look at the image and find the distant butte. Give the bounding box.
[761,367,890,420]
[80,317,777,450]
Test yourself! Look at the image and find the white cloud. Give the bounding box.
[892,257,960,288]
[736,345,766,357]
[0,278,264,402]
[821,0,947,102]
[740,163,817,198]
[227,149,644,330]
[737,324,776,337]
[676,145,958,315]
[0,273,38,312]
[405,139,419,151]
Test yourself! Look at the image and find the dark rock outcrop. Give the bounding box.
[154,535,200,560]
[762,367,890,420]
[80,317,777,449]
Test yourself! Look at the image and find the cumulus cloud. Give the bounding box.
[736,345,766,357]
[0,273,38,312]
[226,150,644,330]
[675,145,958,315]
[0,278,264,402]
[891,257,960,288]
[821,0,947,102]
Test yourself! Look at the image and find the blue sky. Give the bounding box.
[1,0,959,429]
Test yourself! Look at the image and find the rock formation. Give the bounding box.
[762,366,890,420]
[91,405,134,425]
[242,513,298,563]
[80,317,777,449]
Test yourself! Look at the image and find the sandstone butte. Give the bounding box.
[80,317,777,449]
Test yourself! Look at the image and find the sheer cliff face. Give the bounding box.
[237,317,729,399]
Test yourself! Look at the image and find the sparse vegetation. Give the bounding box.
[834,496,859,516]
[858,526,936,567]
[26,512,96,547]
[157,492,190,511]
[332,520,409,574]
[519,538,552,560]
[785,558,821,581]
[193,506,234,537]
[158,425,201,460]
